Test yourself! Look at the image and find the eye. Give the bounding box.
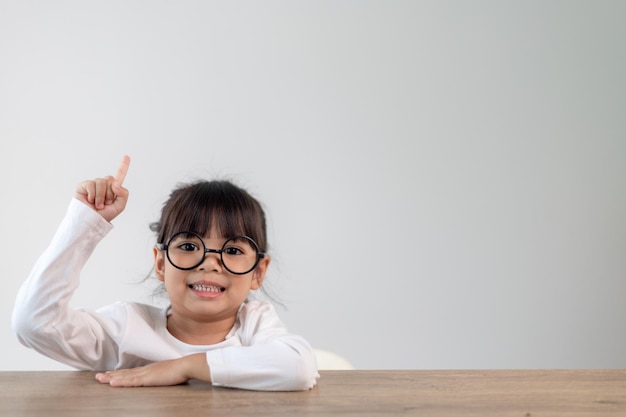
[177,242,200,252]
[223,246,244,256]
[223,237,258,255]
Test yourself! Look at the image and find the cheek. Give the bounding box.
[160,265,188,287]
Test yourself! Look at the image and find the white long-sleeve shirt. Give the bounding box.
[12,198,319,391]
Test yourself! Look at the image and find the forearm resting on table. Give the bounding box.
[95,353,211,387]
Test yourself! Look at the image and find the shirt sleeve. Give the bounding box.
[12,198,122,370]
[206,301,320,391]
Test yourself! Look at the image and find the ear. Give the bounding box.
[154,246,166,282]
[250,256,270,290]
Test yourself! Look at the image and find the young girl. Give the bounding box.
[12,156,319,391]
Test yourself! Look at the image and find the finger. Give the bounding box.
[96,369,132,384]
[107,369,145,387]
[76,181,96,203]
[114,155,131,186]
[111,180,130,211]
[105,180,117,205]
[95,372,112,384]
[104,194,114,206]
[93,178,110,209]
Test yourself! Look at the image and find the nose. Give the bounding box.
[197,249,223,271]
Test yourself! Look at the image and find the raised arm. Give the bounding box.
[12,156,132,370]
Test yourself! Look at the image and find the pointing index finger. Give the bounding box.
[114,155,131,185]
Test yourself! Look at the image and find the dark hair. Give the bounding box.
[150,180,267,252]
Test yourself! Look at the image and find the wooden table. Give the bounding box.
[1,370,624,416]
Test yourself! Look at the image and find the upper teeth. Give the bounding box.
[190,284,223,292]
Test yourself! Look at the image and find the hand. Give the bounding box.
[95,354,211,387]
[75,155,130,222]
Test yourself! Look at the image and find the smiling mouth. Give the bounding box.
[188,284,225,293]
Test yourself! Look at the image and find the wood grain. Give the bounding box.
[1,370,624,416]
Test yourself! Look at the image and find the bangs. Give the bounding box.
[176,196,250,239]
[157,181,266,250]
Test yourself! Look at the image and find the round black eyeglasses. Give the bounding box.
[156,231,266,275]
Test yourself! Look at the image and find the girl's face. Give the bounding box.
[153,227,270,329]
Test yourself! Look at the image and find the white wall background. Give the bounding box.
[1,1,625,371]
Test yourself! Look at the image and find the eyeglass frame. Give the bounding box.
[155,230,266,275]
